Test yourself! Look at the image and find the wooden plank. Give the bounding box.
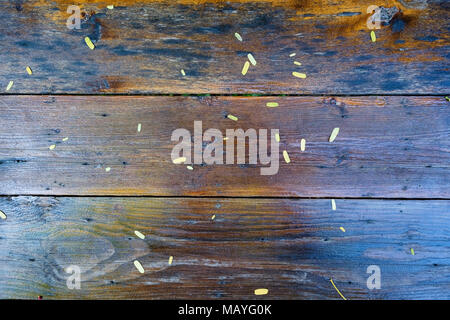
[0,0,448,94]
[0,197,448,299]
[1,95,449,197]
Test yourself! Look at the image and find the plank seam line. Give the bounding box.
[0,93,448,97]
[0,195,448,200]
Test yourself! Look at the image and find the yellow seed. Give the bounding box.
[62,137,69,142]
[410,248,415,255]
[275,133,280,142]
[331,199,336,211]
[134,260,145,273]
[283,150,290,163]
[49,144,56,150]
[234,32,243,41]
[223,137,229,141]
[254,288,268,295]
[300,138,306,151]
[292,72,306,79]
[186,165,193,170]
[340,227,346,232]
[105,167,111,172]
[227,114,238,121]
[107,5,114,9]
[137,123,142,132]
[266,102,279,108]
[370,30,376,42]
[0,210,6,220]
[173,157,186,164]
[168,256,173,265]
[85,36,95,50]
[241,61,250,75]
[6,81,13,91]
[211,214,215,220]
[26,66,32,75]
[134,230,145,239]
[247,53,257,66]
[329,127,340,142]
[289,53,296,57]
[293,61,302,66]
[180,69,186,76]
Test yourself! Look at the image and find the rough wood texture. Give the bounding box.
[0,0,448,94]
[0,197,448,299]
[0,95,448,197]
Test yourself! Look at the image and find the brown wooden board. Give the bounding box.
[0,95,449,197]
[0,0,448,94]
[0,197,448,299]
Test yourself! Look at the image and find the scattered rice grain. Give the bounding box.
[340,227,346,232]
[105,167,111,172]
[49,144,56,150]
[168,256,173,265]
[180,69,186,76]
[266,102,279,108]
[173,157,186,164]
[275,133,280,142]
[227,114,238,121]
[283,150,290,163]
[254,288,268,295]
[247,53,257,66]
[187,165,193,170]
[329,127,340,142]
[0,210,6,220]
[241,61,250,75]
[410,248,415,255]
[134,260,145,273]
[331,199,336,211]
[300,138,306,151]
[26,66,32,75]
[234,32,243,41]
[370,31,376,42]
[85,36,95,50]
[6,81,13,91]
[134,231,145,239]
[292,72,306,79]
[289,53,296,57]
[293,61,302,66]
[137,123,142,132]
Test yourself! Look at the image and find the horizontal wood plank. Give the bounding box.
[0,197,448,299]
[0,0,448,94]
[1,95,449,197]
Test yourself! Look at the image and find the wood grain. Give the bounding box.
[0,95,448,197]
[0,0,448,94]
[0,197,448,299]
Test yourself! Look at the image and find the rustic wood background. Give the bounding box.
[0,0,449,299]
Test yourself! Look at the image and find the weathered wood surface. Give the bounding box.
[0,0,448,94]
[0,95,448,197]
[0,197,448,299]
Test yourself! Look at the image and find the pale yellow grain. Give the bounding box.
[134,260,144,273]
[329,127,340,142]
[241,61,250,75]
